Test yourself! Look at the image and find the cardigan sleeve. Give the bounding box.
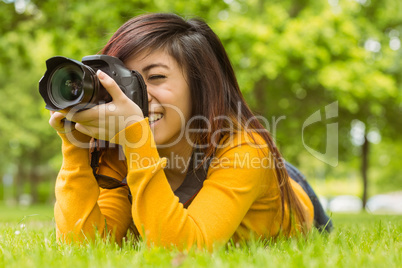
[54,131,132,244]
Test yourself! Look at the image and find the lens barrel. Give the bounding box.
[39,56,100,111]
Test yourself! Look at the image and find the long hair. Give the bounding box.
[101,13,308,232]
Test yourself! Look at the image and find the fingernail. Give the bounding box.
[97,69,105,79]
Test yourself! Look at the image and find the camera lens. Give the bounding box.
[50,64,84,105]
[39,56,101,111]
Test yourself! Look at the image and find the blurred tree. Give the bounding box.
[213,0,401,206]
[0,0,400,205]
[0,0,229,203]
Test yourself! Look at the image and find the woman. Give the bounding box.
[50,13,331,250]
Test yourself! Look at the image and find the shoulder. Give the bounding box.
[214,130,270,159]
[207,131,276,184]
[203,130,278,200]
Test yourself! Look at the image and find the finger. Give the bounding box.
[74,123,93,137]
[49,112,76,133]
[97,70,126,101]
[49,112,66,127]
[51,112,66,121]
[65,105,101,123]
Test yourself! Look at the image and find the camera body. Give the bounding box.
[39,55,148,116]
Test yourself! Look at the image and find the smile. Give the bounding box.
[149,113,164,124]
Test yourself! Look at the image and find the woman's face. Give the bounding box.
[125,49,192,147]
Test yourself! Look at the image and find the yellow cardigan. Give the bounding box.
[54,118,314,250]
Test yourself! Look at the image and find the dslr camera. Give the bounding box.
[39,55,148,116]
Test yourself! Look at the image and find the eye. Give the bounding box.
[148,74,166,80]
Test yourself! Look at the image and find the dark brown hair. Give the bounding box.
[101,13,308,232]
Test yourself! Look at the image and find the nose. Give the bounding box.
[147,91,157,114]
[147,91,153,102]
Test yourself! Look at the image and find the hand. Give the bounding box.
[49,111,76,134]
[49,110,92,148]
[64,70,144,142]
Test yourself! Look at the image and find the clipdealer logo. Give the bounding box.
[62,100,339,168]
[302,101,339,167]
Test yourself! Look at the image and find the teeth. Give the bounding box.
[149,113,163,123]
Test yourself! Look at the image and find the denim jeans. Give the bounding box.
[285,162,333,232]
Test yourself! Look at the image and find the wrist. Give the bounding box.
[110,117,150,147]
[110,118,161,170]
[117,113,144,137]
[58,129,92,148]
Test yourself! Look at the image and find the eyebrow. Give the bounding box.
[142,63,170,72]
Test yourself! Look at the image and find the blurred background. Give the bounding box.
[0,0,401,214]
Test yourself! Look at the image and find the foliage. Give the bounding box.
[0,0,401,203]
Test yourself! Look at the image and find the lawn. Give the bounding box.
[0,204,401,268]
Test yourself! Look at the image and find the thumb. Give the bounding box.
[97,69,126,101]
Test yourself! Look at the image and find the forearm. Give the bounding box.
[54,131,106,242]
[127,159,208,249]
[113,119,206,248]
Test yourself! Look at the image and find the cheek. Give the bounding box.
[168,88,192,119]
[178,85,192,119]
[184,94,192,121]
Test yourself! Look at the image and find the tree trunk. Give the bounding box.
[14,161,24,203]
[30,167,39,204]
[361,134,370,208]
[254,77,268,116]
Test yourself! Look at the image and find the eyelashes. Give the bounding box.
[148,74,167,80]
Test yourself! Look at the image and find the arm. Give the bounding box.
[52,70,143,244]
[54,130,132,244]
[54,130,104,242]
[112,120,269,251]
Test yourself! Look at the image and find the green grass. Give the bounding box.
[0,204,401,268]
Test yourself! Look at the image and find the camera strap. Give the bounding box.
[90,140,128,189]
